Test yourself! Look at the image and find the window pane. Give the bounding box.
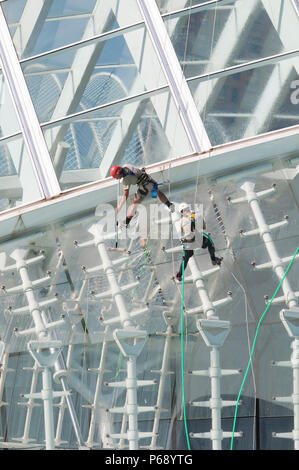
[189,55,299,145]
[0,73,43,210]
[41,88,193,189]
[2,0,143,59]
[21,25,168,124]
[0,71,21,137]
[163,0,297,80]
[155,0,210,14]
[0,135,43,211]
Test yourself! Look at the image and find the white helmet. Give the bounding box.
[179,202,190,213]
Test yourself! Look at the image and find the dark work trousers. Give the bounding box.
[178,249,194,277]
[202,234,216,261]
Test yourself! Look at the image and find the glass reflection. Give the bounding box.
[188,56,299,145]
[21,25,167,124]
[41,88,193,188]
[2,0,143,59]
[0,164,297,448]
[163,0,291,80]
[0,135,43,211]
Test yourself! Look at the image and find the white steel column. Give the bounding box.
[0,241,79,450]
[0,6,61,199]
[230,176,299,449]
[160,209,241,449]
[74,218,153,450]
[149,325,176,450]
[273,308,299,448]
[85,326,110,448]
[136,0,211,153]
[231,178,299,309]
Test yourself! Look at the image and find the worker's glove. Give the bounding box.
[180,238,187,244]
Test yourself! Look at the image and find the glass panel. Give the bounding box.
[21,25,168,124]
[293,0,299,14]
[41,88,193,189]
[188,55,299,146]
[163,0,295,80]
[0,134,44,211]
[0,73,43,210]
[0,71,21,138]
[156,0,211,14]
[0,156,298,449]
[2,0,143,59]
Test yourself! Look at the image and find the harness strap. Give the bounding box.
[191,212,196,232]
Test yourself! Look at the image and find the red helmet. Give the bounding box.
[110,166,122,179]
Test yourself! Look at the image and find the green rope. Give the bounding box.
[230,246,299,450]
[202,231,214,246]
[181,245,191,450]
[112,351,123,380]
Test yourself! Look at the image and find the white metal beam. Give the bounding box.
[12,0,54,58]
[137,0,211,153]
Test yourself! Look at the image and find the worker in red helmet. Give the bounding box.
[110,164,174,227]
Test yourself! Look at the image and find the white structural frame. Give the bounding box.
[159,210,242,449]
[229,176,299,449]
[74,218,153,450]
[0,0,298,451]
[136,0,211,153]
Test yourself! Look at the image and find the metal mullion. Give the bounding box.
[0,6,60,199]
[136,0,211,154]
[293,0,299,16]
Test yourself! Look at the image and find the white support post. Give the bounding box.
[163,211,232,320]
[231,178,298,308]
[230,177,299,448]
[136,0,211,153]
[189,319,242,449]
[272,308,299,448]
[160,209,241,449]
[15,361,41,446]
[148,326,176,450]
[85,326,111,448]
[0,351,12,408]
[0,243,78,450]
[74,218,152,450]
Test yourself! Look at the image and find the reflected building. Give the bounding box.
[0,0,298,451]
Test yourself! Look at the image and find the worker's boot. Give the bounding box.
[211,256,222,266]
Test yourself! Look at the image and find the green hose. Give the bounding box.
[230,246,299,450]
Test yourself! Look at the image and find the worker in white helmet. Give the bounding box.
[175,202,222,281]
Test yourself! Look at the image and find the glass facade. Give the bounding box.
[0,0,298,452]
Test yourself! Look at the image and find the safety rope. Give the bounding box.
[230,246,299,450]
